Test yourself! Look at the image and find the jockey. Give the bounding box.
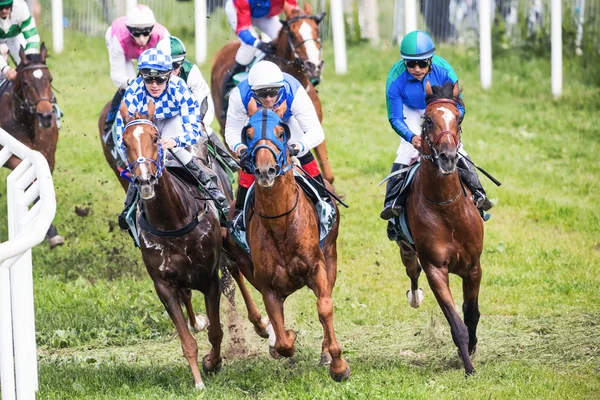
[116,48,230,229]
[223,0,299,84]
[104,4,169,135]
[156,35,239,171]
[0,0,40,81]
[225,60,328,219]
[381,30,492,221]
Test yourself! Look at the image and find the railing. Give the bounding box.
[0,128,57,400]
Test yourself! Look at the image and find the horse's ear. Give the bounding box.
[304,2,314,15]
[314,12,326,24]
[18,46,27,65]
[425,81,433,96]
[283,2,294,18]
[119,101,131,123]
[147,99,155,121]
[199,97,209,122]
[274,100,287,118]
[453,82,460,99]
[40,43,48,63]
[248,98,259,117]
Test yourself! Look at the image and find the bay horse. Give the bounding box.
[225,99,349,382]
[98,100,129,191]
[211,2,335,183]
[0,44,63,248]
[399,81,483,376]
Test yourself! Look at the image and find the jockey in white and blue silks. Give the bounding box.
[224,60,328,218]
[381,30,492,222]
[116,48,230,231]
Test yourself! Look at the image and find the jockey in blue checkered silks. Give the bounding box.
[115,48,230,229]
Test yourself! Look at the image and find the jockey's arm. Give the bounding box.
[224,88,250,154]
[187,64,215,128]
[106,32,132,90]
[386,79,416,143]
[114,83,142,159]
[234,0,260,47]
[174,85,201,148]
[288,87,324,156]
[14,1,40,54]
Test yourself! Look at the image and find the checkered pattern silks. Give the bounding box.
[116,75,201,158]
[137,48,172,72]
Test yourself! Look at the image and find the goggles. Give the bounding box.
[253,87,282,99]
[128,26,153,38]
[142,74,169,84]
[405,59,430,69]
[173,61,183,70]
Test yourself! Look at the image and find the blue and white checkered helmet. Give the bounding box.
[137,48,173,73]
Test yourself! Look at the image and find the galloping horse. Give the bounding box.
[211,2,335,183]
[0,44,63,248]
[398,82,484,375]
[118,100,226,389]
[225,99,349,381]
[98,101,129,191]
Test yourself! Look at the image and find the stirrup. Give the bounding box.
[380,205,402,221]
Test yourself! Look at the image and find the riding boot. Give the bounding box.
[104,88,126,143]
[313,173,332,203]
[457,156,493,211]
[380,163,409,220]
[234,185,249,219]
[185,158,231,223]
[118,183,137,230]
[209,131,240,171]
[221,62,247,119]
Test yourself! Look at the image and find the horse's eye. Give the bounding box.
[153,137,158,144]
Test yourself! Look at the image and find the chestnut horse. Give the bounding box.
[98,100,129,191]
[0,44,63,248]
[399,82,483,375]
[211,2,334,183]
[225,100,349,381]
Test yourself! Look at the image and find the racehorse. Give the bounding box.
[211,2,335,184]
[0,44,63,248]
[225,99,350,382]
[98,100,129,191]
[398,81,484,376]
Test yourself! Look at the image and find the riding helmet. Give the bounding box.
[400,30,436,60]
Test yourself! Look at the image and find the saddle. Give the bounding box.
[230,171,336,253]
[387,164,420,246]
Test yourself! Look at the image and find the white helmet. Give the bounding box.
[125,4,156,29]
[248,61,284,90]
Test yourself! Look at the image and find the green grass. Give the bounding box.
[1,30,599,398]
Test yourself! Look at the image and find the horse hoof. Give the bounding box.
[329,364,350,382]
[269,346,281,360]
[195,381,206,390]
[320,352,332,365]
[406,288,424,308]
[255,316,270,339]
[465,368,476,377]
[469,344,477,357]
[189,314,209,332]
[202,354,222,375]
[48,235,64,249]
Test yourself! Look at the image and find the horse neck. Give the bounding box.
[254,170,299,227]
[275,28,308,85]
[418,160,462,205]
[141,172,199,231]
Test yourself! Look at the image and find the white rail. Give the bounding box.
[0,127,57,400]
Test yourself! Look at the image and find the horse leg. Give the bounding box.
[308,261,350,382]
[154,280,205,389]
[424,265,474,376]
[46,224,64,249]
[262,290,296,358]
[228,264,269,338]
[179,289,209,333]
[318,244,338,365]
[399,241,424,308]
[312,142,334,184]
[201,275,224,375]
[462,265,482,356]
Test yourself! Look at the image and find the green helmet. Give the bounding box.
[155,36,186,64]
[0,0,13,7]
[400,30,436,60]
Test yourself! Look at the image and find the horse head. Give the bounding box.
[281,2,326,83]
[422,81,463,175]
[15,43,56,128]
[243,99,290,188]
[119,99,163,200]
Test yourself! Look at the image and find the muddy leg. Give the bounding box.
[46,224,64,249]
[229,264,269,338]
[154,280,204,389]
[180,289,209,332]
[313,141,334,184]
[201,276,224,375]
[424,264,474,376]
[462,265,482,356]
[309,261,349,382]
[399,241,424,308]
[262,290,296,358]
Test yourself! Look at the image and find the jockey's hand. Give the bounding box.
[256,41,276,55]
[287,143,300,156]
[411,135,422,150]
[238,147,252,172]
[161,137,177,149]
[4,68,17,81]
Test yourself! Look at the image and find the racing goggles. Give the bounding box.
[128,26,154,37]
[173,61,183,70]
[253,87,282,99]
[405,58,431,69]
[142,73,170,84]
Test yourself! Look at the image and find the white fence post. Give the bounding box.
[551,0,562,98]
[0,128,57,400]
[479,0,492,89]
[404,0,418,34]
[195,0,207,65]
[330,0,347,74]
[51,0,63,54]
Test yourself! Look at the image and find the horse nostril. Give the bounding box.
[439,153,448,162]
[267,167,277,177]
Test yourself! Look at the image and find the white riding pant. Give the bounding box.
[395,104,467,165]
[225,0,283,65]
[0,34,27,65]
[157,115,196,166]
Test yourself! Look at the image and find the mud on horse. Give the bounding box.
[224,99,350,381]
[0,43,63,248]
[211,2,334,184]
[398,81,484,376]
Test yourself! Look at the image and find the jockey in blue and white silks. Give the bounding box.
[116,48,230,232]
[381,30,492,222]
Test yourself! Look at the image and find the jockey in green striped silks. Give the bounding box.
[0,0,40,81]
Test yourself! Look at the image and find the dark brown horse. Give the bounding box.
[211,2,334,183]
[118,100,226,389]
[98,100,129,191]
[399,82,483,375]
[225,99,349,381]
[0,44,63,248]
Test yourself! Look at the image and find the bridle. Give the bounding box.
[420,99,461,164]
[13,64,57,115]
[121,119,165,183]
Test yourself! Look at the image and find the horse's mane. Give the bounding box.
[425,81,464,109]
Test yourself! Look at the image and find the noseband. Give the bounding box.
[420,99,461,163]
[121,119,164,183]
[14,64,57,115]
[244,108,292,176]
